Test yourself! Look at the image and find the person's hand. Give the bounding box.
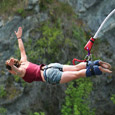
[14,27,22,39]
[7,58,15,66]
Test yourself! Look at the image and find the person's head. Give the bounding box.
[5,57,21,74]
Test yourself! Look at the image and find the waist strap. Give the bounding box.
[42,66,63,71]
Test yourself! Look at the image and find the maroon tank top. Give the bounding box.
[22,62,44,83]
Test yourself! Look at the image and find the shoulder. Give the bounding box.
[20,61,29,64]
[20,61,30,69]
[20,60,30,66]
[18,61,30,77]
[17,68,25,78]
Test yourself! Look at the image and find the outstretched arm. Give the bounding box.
[15,27,27,62]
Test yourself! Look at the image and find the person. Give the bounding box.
[5,27,112,85]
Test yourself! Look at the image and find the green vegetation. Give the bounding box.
[13,75,27,87]
[61,78,95,115]
[23,110,45,115]
[111,94,115,104]
[33,112,45,115]
[39,0,53,11]
[6,84,22,100]
[49,1,75,20]
[53,2,74,16]
[0,86,7,98]
[25,21,64,63]
[23,19,86,64]
[16,8,34,18]
[0,0,18,14]
[16,8,26,17]
[0,0,32,18]
[1,70,5,76]
[72,25,87,57]
[0,107,7,115]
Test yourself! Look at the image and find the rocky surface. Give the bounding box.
[0,0,115,115]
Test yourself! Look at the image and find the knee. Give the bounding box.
[75,62,86,70]
[73,72,80,79]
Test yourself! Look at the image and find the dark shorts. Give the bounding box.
[43,63,63,85]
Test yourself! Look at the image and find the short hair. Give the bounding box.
[6,64,12,70]
[5,58,21,70]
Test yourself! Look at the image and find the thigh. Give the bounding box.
[60,69,86,84]
[63,62,86,72]
[60,71,77,84]
[63,65,77,71]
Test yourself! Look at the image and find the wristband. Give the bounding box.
[17,37,21,39]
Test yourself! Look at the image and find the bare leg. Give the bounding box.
[60,69,86,84]
[62,61,111,72]
[63,62,86,72]
[60,66,112,84]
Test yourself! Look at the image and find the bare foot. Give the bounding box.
[99,66,112,73]
[99,61,111,69]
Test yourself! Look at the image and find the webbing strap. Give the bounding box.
[43,66,63,71]
[72,58,87,65]
[89,63,95,75]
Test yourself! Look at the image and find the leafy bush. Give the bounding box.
[0,0,29,18]
[0,86,7,98]
[24,110,45,115]
[16,8,34,18]
[39,0,53,11]
[13,75,27,87]
[25,21,71,64]
[61,78,95,115]
[23,18,87,65]
[0,0,17,14]
[33,112,45,115]
[111,94,115,104]
[0,107,7,115]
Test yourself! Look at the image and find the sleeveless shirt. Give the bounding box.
[22,62,44,83]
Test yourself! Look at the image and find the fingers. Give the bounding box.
[14,27,22,33]
[6,60,9,65]
[18,27,22,32]
[18,27,22,29]
[14,27,22,38]
[8,58,14,66]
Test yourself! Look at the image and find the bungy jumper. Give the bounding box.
[73,9,115,65]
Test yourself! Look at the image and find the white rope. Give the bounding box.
[93,9,115,39]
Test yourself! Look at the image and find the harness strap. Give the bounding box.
[89,63,95,75]
[86,62,95,77]
[43,66,49,83]
[72,58,87,65]
[42,66,63,71]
